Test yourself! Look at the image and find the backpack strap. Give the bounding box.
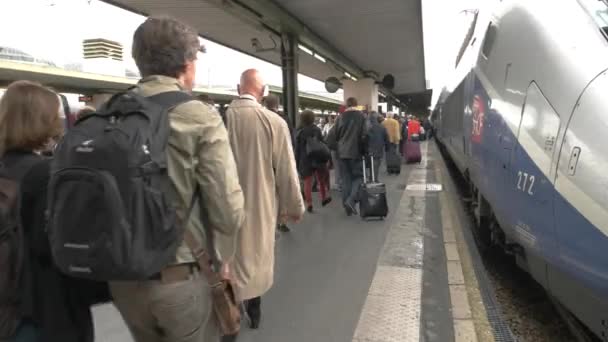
[149,91,215,278]
[147,91,194,111]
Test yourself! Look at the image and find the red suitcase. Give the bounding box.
[405,141,422,164]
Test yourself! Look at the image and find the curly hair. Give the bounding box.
[132,17,201,78]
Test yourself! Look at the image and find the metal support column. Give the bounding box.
[281,32,299,129]
[387,97,394,112]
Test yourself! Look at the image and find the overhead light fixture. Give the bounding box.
[298,44,313,55]
[344,72,352,78]
[351,76,358,81]
[314,53,326,63]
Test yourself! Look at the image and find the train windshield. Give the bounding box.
[579,0,608,30]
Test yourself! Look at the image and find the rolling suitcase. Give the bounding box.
[359,157,388,220]
[386,147,402,175]
[405,140,422,164]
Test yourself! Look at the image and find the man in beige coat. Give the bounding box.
[225,69,304,333]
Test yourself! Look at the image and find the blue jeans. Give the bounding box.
[338,158,363,207]
[331,151,341,188]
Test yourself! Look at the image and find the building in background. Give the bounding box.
[0,46,56,67]
[82,38,124,76]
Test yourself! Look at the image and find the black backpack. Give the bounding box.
[48,91,193,281]
[0,154,40,338]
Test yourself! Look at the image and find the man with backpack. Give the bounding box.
[47,17,245,342]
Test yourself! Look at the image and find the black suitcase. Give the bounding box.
[386,147,401,174]
[359,157,388,220]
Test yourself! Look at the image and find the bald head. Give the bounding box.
[238,69,266,102]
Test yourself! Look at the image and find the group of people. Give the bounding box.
[1,17,304,342]
[0,15,433,342]
[293,102,430,216]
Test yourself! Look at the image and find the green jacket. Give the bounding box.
[133,75,245,264]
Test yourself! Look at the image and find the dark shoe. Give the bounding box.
[322,197,332,207]
[278,223,291,232]
[245,298,261,329]
[222,335,238,342]
[249,314,260,329]
[307,205,314,213]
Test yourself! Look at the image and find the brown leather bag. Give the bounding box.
[182,186,240,336]
[183,230,241,336]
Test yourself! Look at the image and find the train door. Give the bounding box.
[550,73,608,333]
[509,82,560,284]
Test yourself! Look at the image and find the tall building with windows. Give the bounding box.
[82,38,124,76]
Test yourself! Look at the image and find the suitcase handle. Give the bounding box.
[362,156,375,183]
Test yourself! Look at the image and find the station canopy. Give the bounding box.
[102,0,429,108]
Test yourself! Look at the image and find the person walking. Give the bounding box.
[334,97,368,216]
[400,115,409,156]
[382,112,401,153]
[367,111,389,182]
[0,81,97,342]
[327,108,347,192]
[107,17,246,342]
[264,94,294,140]
[321,115,336,190]
[264,94,293,233]
[408,116,422,141]
[295,110,332,213]
[225,69,304,333]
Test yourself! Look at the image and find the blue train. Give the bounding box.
[433,0,608,338]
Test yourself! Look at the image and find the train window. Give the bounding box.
[481,23,498,59]
[579,0,608,26]
[455,10,479,67]
[516,83,561,177]
[579,0,608,40]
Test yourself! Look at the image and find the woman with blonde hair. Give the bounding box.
[0,81,95,342]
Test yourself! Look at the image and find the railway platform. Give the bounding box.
[93,141,506,342]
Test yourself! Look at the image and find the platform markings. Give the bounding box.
[437,162,480,342]
[352,144,429,342]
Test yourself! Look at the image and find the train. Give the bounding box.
[433,0,608,338]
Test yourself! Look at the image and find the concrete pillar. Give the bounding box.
[343,78,378,111]
[85,93,113,109]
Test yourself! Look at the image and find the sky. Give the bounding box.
[0,0,482,108]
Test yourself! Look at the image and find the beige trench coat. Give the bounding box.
[226,98,304,300]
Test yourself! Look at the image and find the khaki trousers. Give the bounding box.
[110,271,219,342]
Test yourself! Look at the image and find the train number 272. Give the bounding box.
[517,171,535,195]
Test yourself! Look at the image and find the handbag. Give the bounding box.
[306,135,331,162]
[183,188,241,336]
